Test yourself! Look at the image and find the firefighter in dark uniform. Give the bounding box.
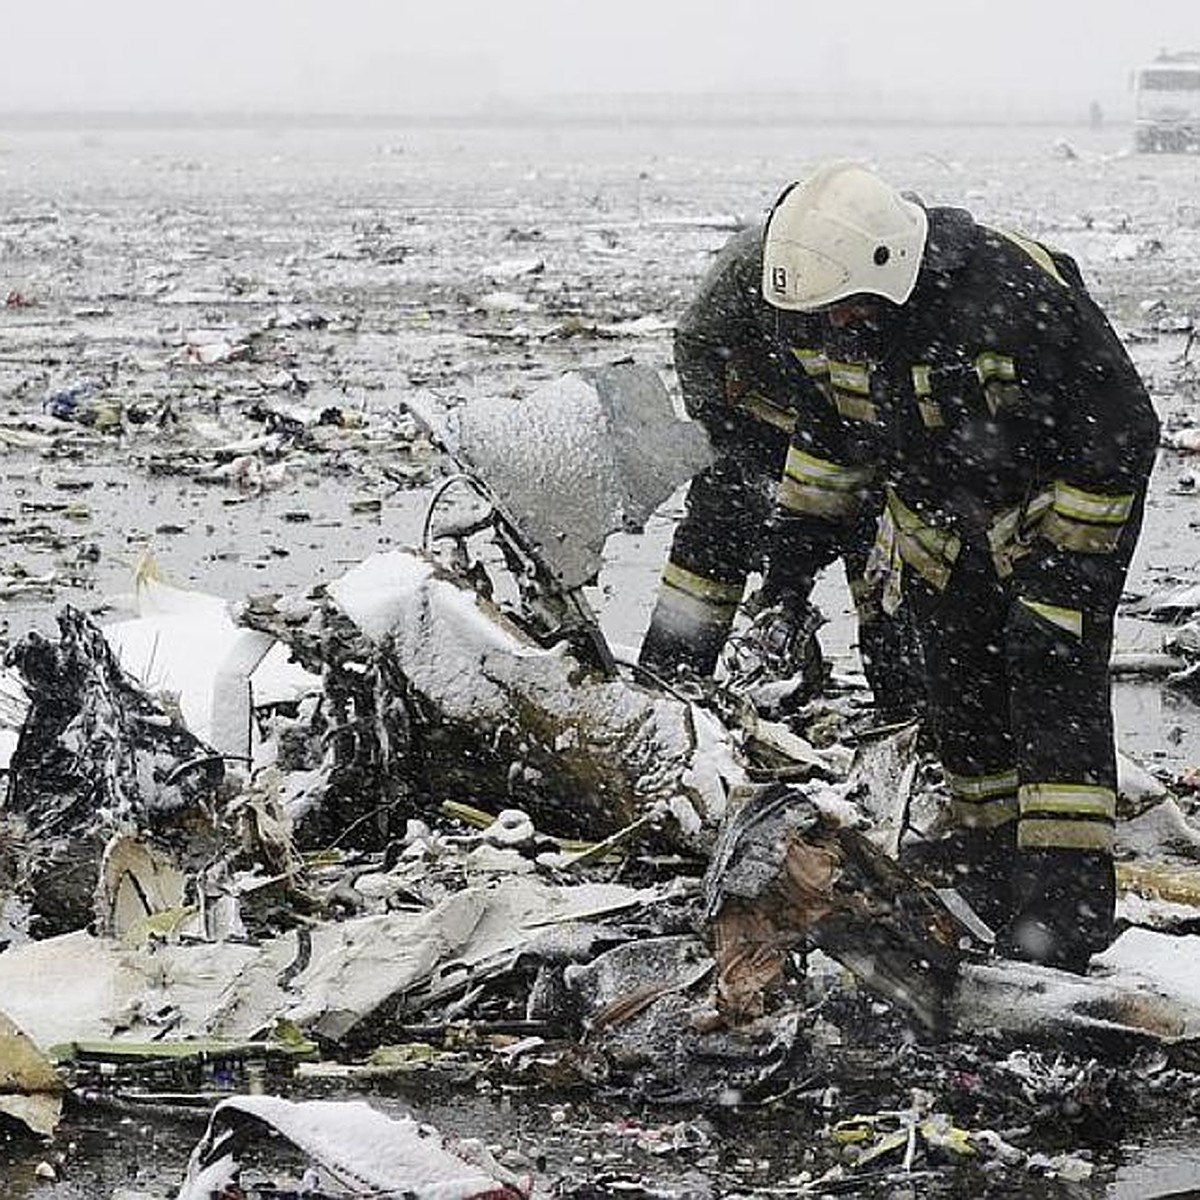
[638,222,926,723]
[752,161,1159,971]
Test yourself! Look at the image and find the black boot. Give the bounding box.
[637,618,724,683]
[901,823,1015,935]
[951,824,1016,934]
[1001,849,1115,974]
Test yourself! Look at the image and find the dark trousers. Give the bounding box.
[904,533,1136,965]
[908,544,1120,823]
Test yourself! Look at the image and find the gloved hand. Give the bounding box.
[725,595,828,693]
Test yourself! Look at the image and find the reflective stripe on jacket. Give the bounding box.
[759,206,1159,605]
[779,448,875,521]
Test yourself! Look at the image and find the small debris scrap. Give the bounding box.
[174,1095,531,1199]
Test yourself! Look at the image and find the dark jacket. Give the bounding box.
[757,206,1161,597]
[673,223,795,460]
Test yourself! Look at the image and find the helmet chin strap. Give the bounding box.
[826,299,880,329]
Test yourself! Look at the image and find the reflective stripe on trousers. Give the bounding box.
[946,767,1019,829]
[906,543,1121,857]
[1018,782,1116,853]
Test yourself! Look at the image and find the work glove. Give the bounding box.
[724,594,828,698]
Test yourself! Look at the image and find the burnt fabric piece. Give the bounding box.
[3,606,223,937]
[703,784,978,1034]
[760,206,1160,970]
[640,222,924,717]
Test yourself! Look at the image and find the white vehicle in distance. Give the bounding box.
[1133,51,1200,153]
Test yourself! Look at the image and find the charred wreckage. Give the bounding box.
[1,365,1200,1196]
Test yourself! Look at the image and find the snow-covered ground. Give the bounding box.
[2,122,1197,598]
[2,113,1200,1194]
[12,115,1197,760]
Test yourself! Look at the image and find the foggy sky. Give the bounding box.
[0,0,1195,115]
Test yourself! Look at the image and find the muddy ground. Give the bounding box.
[1,114,1200,1197]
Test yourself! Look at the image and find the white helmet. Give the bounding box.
[761,162,928,311]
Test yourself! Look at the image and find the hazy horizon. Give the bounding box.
[0,96,1142,129]
[0,1,1195,120]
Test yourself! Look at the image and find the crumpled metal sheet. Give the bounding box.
[4,606,223,832]
[0,878,661,1051]
[446,363,712,591]
[564,934,714,1031]
[2,606,226,939]
[702,784,825,918]
[559,934,802,1105]
[1126,580,1200,622]
[701,782,976,1033]
[309,547,742,846]
[176,1094,529,1199]
[844,722,922,858]
[952,929,1200,1043]
[0,1009,64,1138]
[95,833,190,941]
